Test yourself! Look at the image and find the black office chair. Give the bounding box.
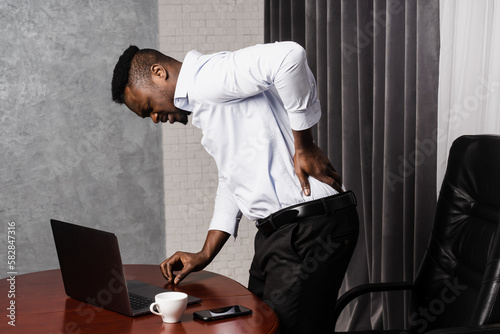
[333,135,500,333]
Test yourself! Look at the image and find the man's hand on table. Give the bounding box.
[160,230,230,285]
[160,251,211,285]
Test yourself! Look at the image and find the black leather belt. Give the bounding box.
[255,191,357,237]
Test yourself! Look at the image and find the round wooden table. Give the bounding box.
[0,264,279,333]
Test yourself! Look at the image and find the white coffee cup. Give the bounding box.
[149,292,188,323]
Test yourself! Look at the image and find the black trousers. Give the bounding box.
[248,202,359,334]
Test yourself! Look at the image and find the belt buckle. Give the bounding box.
[255,216,277,238]
[267,216,278,231]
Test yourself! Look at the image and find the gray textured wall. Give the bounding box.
[0,0,163,276]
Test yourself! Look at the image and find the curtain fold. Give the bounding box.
[437,0,500,189]
[264,0,440,330]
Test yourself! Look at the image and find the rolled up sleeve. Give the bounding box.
[272,42,322,130]
[208,176,242,238]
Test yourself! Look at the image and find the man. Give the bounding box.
[111,42,359,333]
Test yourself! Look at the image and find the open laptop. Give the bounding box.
[50,219,201,316]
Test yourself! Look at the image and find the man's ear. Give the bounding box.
[151,64,168,80]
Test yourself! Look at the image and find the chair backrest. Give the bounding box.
[409,135,500,333]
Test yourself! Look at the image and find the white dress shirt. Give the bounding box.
[174,42,338,237]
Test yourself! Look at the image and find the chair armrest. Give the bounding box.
[333,281,414,326]
[426,324,500,334]
[425,323,500,334]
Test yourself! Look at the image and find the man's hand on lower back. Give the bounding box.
[292,128,343,195]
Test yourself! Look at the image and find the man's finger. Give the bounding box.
[160,262,169,281]
[329,172,344,193]
[173,273,184,285]
[160,258,171,281]
[302,182,311,196]
[160,255,180,283]
[316,174,343,193]
[165,262,175,283]
[331,179,343,193]
[296,168,311,196]
[332,170,342,184]
[174,266,193,285]
[162,262,175,283]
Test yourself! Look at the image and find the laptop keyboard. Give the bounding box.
[129,293,154,310]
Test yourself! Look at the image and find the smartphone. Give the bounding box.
[193,305,252,321]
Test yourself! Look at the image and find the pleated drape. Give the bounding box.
[265,0,440,330]
[437,0,500,187]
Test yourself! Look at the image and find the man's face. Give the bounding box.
[123,65,190,125]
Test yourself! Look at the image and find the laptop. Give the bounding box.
[50,219,201,316]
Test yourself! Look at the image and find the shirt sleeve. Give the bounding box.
[208,175,242,237]
[196,41,321,130]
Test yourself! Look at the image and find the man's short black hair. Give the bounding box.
[111,45,139,104]
[112,46,172,104]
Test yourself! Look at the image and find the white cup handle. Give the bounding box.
[150,302,161,315]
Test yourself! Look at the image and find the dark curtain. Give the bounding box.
[265,0,440,330]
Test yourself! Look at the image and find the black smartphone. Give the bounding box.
[193,305,252,321]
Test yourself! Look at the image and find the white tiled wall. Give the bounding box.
[158,0,264,286]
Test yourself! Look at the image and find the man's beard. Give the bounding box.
[178,109,191,125]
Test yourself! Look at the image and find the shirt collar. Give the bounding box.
[174,50,202,111]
